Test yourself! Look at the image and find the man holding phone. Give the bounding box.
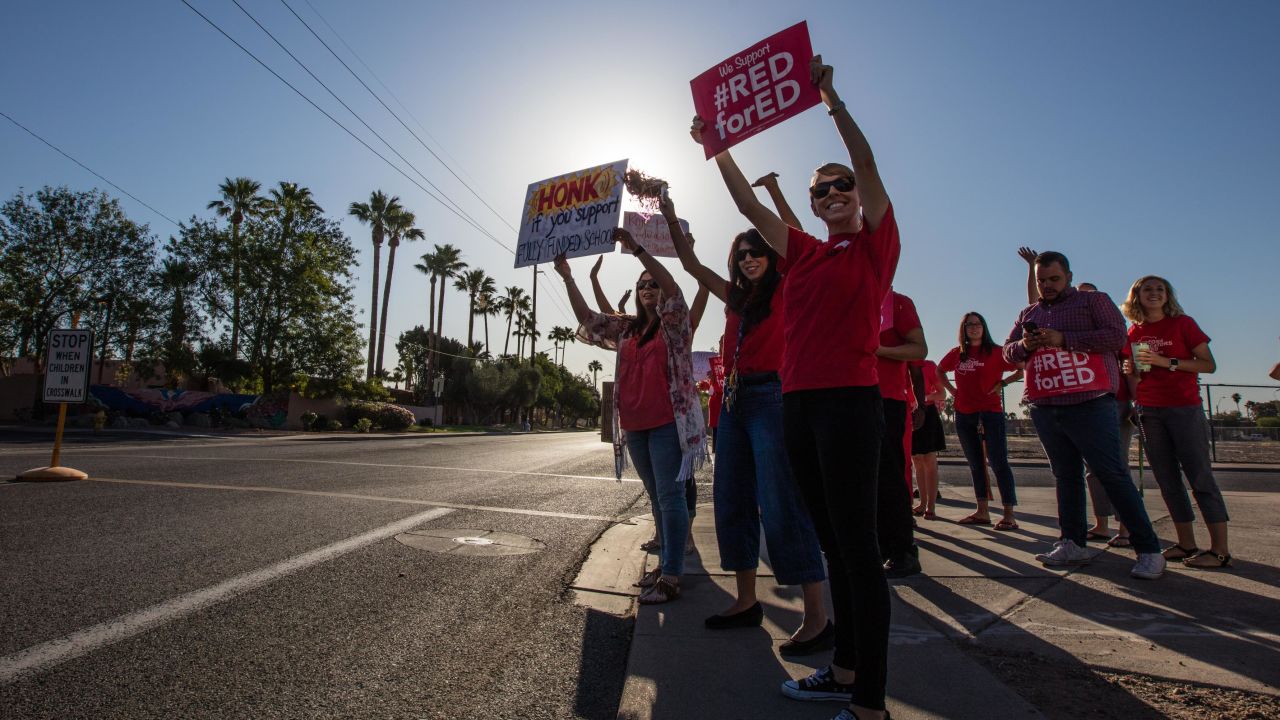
[1003,251,1165,580]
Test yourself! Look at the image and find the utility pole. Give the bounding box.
[530,266,538,363]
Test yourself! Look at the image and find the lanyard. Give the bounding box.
[722,315,749,413]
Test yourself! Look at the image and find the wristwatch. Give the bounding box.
[1168,358,1180,371]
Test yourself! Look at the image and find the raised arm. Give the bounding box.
[553,254,594,325]
[689,282,710,334]
[752,172,803,230]
[1018,247,1038,304]
[658,191,728,302]
[615,228,679,298]
[811,55,889,230]
[589,255,616,314]
[691,117,791,256]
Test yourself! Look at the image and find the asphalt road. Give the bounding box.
[2,429,1275,719]
[1,430,645,720]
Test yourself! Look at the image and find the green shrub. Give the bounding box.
[354,417,373,433]
[325,418,343,431]
[300,412,318,431]
[1258,417,1280,428]
[346,401,415,431]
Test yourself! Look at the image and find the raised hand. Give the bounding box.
[689,116,706,145]
[552,253,572,279]
[751,172,781,189]
[1017,246,1038,265]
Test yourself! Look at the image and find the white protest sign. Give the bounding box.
[622,212,688,258]
[43,328,94,404]
[514,159,628,268]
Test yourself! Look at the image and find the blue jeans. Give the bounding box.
[713,381,826,585]
[1029,397,1160,554]
[955,411,1018,506]
[626,422,689,576]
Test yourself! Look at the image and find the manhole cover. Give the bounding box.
[395,528,545,556]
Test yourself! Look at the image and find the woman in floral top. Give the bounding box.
[553,229,706,604]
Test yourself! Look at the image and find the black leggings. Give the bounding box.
[878,398,915,559]
[783,386,890,711]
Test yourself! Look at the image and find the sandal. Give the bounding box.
[1161,544,1199,561]
[638,577,680,604]
[633,567,660,588]
[640,538,661,552]
[922,511,937,521]
[1183,550,1232,569]
[1086,531,1111,541]
[1106,535,1132,548]
[912,506,926,517]
[957,515,991,526]
[994,519,1019,531]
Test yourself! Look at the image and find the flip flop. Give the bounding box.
[994,519,1019,531]
[1183,551,1232,569]
[923,511,938,521]
[1161,544,1199,561]
[1106,535,1132,548]
[957,515,992,526]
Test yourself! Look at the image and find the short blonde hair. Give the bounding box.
[811,162,856,186]
[1122,275,1185,323]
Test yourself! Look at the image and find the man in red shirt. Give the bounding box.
[877,290,927,577]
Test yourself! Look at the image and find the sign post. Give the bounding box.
[17,316,92,481]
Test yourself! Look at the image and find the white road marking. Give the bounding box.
[70,452,643,484]
[0,506,454,684]
[91,477,620,522]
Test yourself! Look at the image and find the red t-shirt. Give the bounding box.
[721,276,786,375]
[1126,315,1210,407]
[939,345,1015,414]
[707,355,724,429]
[910,359,945,409]
[617,332,673,431]
[776,203,901,392]
[876,291,921,402]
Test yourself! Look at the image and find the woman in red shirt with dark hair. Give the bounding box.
[938,312,1023,530]
[1122,275,1231,568]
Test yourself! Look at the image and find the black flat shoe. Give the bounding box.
[779,619,835,656]
[704,601,764,629]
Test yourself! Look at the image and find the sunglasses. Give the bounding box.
[810,176,856,199]
[735,248,767,262]
[964,322,984,328]
[636,280,659,290]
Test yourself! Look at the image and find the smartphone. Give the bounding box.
[1023,321,1039,334]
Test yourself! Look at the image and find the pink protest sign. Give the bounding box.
[690,21,822,159]
[622,211,688,258]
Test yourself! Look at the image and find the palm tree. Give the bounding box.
[423,244,466,375]
[349,190,403,378]
[207,177,265,358]
[1232,393,1242,415]
[475,291,500,356]
[549,325,575,365]
[376,208,424,375]
[454,269,496,350]
[258,182,321,365]
[588,359,603,389]
[499,286,528,356]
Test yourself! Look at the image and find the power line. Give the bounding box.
[281,0,518,234]
[1,110,181,229]
[225,0,504,250]
[178,0,512,253]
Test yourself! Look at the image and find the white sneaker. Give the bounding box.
[1130,552,1166,580]
[1035,539,1092,567]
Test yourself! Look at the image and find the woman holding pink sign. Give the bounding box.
[1121,275,1231,568]
[695,54,897,720]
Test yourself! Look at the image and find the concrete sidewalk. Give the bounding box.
[574,486,1280,719]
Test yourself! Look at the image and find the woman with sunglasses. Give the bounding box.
[1121,275,1231,568]
[693,55,898,720]
[659,191,830,652]
[553,231,706,605]
[938,312,1023,529]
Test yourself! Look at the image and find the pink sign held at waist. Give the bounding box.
[1025,349,1111,401]
[690,21,822,158]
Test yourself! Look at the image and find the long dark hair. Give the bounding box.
[958,311,997,361]
[725,229,781,334]
[627,271,661,346]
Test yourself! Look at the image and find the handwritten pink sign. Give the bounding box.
[690,21,822,159]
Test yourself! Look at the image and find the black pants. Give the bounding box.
[783,386,890,711]
[878,398,915,560]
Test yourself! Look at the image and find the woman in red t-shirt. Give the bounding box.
[1121,275,1231,568]
[555,230,708,605]
[909,359,946,519]
[938,312,1023,530]
[660,192,829,653]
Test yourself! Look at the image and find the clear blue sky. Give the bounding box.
[4,1,1278,408]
